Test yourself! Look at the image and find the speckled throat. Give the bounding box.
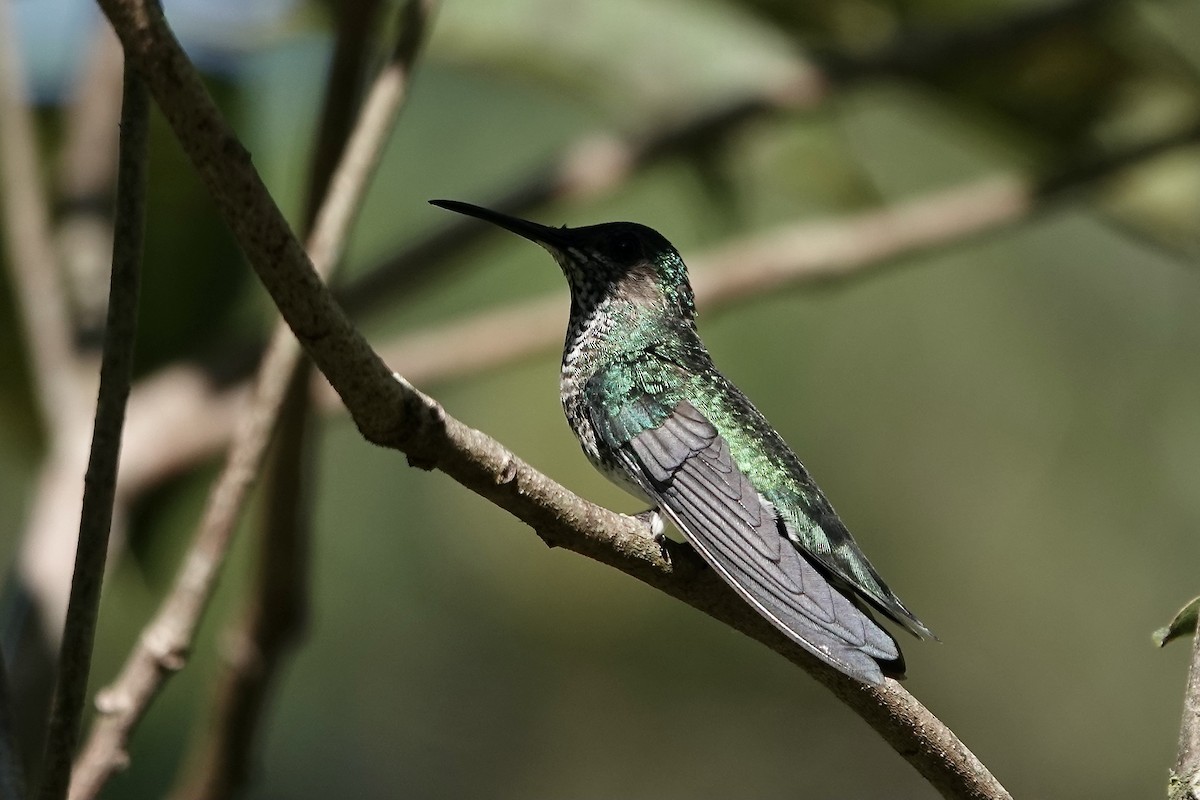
[558,291,640,492]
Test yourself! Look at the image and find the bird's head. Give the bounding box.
[430,199,696,322]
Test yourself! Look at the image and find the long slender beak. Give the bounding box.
[429,199,570,251]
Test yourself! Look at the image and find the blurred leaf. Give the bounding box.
[744,116,885,211]
[1154,596,1200,647]
[1088,65,1200,253]
[430,0,802,122]
[1095,147,1200,254]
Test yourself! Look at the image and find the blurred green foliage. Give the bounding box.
[4,0,1200,798]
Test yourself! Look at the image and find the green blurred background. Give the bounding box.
[4,0,1200,797]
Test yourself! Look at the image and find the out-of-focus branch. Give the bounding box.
[302,0,384,231]
[0,0,81,429]
[69,326,304,800]
[817,0,1119,82]
[333,83,820,312]
[56,25,125,341]
[1035,120,1200,198]
[6,30,128,764]
[169,369,314,800]
[92,2,1010,797]
[36,69,149,800]
[90,117,1200,512]
[6,29,127,767]
[69,3,437,797]
[348,120,1200,395]
[94,115,1200,504]
[369,178,1023,391]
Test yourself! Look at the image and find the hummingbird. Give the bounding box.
[430,199,933,684]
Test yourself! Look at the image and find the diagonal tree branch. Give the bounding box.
[69,3,438,797]
[36,68,149,800]
[94,0,1010,797]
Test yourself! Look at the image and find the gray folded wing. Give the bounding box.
[619,400,900,684]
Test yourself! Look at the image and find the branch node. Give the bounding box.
[404,452,436,471]
[391,372,447,467]
[497,456,518,486]
[142,628,188,672]
[92,688,127,716]
[533,527,558,549]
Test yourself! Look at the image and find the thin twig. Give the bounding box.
[170,3,410,795]
[307,0,435,275]
[56,24,126,342]
[94,1,1009,796]
[69,327,305,800]
[36,69,149,800]
[170,369,314,800]
[301,0,384,232]
[1172,618,1200,800]
[0,0,81,429]
[69,3,437,797]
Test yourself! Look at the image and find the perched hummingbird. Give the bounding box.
[430,199,933,684]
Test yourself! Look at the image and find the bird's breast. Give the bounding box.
[560,361,650,502]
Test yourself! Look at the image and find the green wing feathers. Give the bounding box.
[585,350,931,683]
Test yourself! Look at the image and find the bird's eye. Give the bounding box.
[608,232,642,262]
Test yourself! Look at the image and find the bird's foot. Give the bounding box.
[632,508,670,565]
